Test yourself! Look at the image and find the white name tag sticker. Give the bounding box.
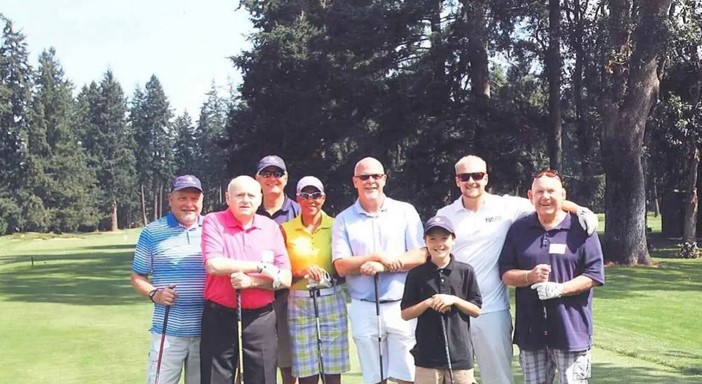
[261,250,274,263]
[549,243,567,254]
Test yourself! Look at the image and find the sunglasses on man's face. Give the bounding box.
[354,174,384,181]
[533,169,560,180]
[298,192,324,200]
[456,172,486,182]
[259,170,285,178]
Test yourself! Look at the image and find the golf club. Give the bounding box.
[440,313,454,384]
[235,290,244,384]
[309,286,327,384]
[154,284,176,384]
[373,273,384,382]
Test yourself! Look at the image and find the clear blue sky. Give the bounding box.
[3,0,252,117]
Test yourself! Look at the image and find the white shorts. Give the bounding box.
[146,332,200,384]
[349,299,416,383]
[470,309,515,384]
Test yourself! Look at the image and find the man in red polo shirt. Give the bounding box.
[200,175,292,384]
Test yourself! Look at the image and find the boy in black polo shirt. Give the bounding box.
[401,216,482,384]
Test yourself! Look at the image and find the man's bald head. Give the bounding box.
[226,175,262,222]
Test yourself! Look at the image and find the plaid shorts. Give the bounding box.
[287,287,350,378]
[519,347,591,384]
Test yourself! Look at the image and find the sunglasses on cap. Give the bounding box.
[456,172,486,182]
[298,191,324,200]
[354,174,384,181]
[259,169,285,178]
[533,169,560,180]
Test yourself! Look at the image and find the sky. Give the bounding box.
[3,0,253,117]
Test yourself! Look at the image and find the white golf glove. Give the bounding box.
[531,282,564,300]
[257,262,282,289]
[307,271,333,289]
[576,207,598,236]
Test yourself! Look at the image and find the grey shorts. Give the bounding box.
[519,348,591,384]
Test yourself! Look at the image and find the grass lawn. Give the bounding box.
[1,225,701,383]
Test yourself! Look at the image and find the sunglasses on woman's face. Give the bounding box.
[258,170,285,178]
[456,172,486,182]
[298,192,324,200]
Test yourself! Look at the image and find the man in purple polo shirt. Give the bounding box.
[254,154,300,384]
[498,170,604,384]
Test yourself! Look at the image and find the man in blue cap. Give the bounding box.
[254,155,300,384]
[131,174,207,384]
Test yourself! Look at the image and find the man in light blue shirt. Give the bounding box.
[131,175,207,384]
[332,157,425,384]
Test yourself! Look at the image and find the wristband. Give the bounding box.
[148,288,159,303]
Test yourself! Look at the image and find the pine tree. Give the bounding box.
[30,48,99,232]
[0,15,32,233]
[78,71,136,231]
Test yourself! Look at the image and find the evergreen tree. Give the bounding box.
[195,83,228,213]
[129,75,173,221]
[30,48,99,232]
[172,111,198,175]
[0,15,32,233]
[78,71,136,231]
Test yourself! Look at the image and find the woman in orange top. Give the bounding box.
[281,176,350,384]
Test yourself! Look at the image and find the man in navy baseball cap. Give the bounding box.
[171,175,203,192]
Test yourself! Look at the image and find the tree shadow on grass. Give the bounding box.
[595,261,702,300]
[0,248,143,306]
[593,361,702,383]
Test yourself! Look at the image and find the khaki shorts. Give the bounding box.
[415,366,476,384]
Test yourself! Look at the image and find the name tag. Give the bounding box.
[261,250,274,263]
[549,243,567,254]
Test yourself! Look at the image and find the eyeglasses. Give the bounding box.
[354,174,384,181]
[298,192,324,200]
[456,172,486,182]
[259,170,285,178]
[533,169,560,180]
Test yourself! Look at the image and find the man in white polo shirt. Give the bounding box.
[436,155,597,384]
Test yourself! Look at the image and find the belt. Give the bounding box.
[206,300,274,315]
[289,287,338,298]
[359,298,401,304]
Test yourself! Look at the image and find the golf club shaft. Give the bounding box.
[440,314,454,384]
[154,305,170,384]
[236,291,244,384]
[310,288,327,384]
[373,274,383,381]
[154,284,175,384]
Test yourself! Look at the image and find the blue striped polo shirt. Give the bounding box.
[132,212,206,337]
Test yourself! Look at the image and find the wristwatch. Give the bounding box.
[148,288,159,303]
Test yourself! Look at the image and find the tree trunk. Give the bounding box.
[461,0,490,99]
[152,185,159,221]
[547,0,562,172]
[110,198,118,232]
[683,146,699,243]
[140,183,147,226]
[601,0,673,265]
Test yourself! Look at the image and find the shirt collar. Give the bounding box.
[352,196,390,216]
[166,212,203,229]
[527,212,572,230]
[221,210,263,230]
[424,254,455,275]
[289,211,333,232]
